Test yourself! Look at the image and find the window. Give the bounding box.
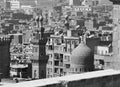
[54,68,58,73]
[49,54,52,58]
[101,50,103,55]
[70,68,74,72]
[77,12,83,16]
[60,54,63,59]
[67,40,71,44]
[68,56,70,61]
[81,68,84,72]
[40,53,44,56]
[54,61,59,66]
[48,61,52,65]
[64,56,70,62]
[74,40,79,47]
[118,48,119,54]
[34,47,38,52]
[84,68,87,72]
[105,50,108,54]
[70,68,72,72]
[75,68,77,72]
[72,40,75,45]
[48,39,50,44]
[54,53,59,59]
[60,69,63,73]
[80,68,82,72]
[106,62,110,67]
[96,1,99,5]
[65,64,70,68]
[33,33,35,36]
[47,68,52,74]
[54,46,59,51]
[92,1,95,6]
[60,46,63,51]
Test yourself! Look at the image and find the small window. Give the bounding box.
[80,68,81,72]
[71,68,74,72]
[34,47,38,52]
[65,64,70,68]
[105,50,108,54]
[40,53,44,56]
[96,1,99,5]
[81,68,84,72]
[54,68,58,73]
[75,68,77,72]
[92,1,95,6]
[68,56,70,61]
[84,68,87,72]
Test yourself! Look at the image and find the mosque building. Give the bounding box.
[70,38,94,74]
[46,30,97,78]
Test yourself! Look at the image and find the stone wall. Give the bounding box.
[47,74,120,87]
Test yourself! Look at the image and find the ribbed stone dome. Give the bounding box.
[71,42,93,65]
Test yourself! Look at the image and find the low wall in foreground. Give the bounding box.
[2,69,120,87]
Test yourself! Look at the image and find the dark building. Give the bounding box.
[0,35,11,78]
[12,13,33,21]
[38,27,49,79]
[109,0,120,4]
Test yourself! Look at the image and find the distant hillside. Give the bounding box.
[20,0,54,9]
[0,0,54,9]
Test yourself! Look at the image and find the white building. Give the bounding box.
[21,5,33,14]
[5,0,20,10]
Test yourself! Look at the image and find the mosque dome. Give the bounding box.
[71,42,93,66]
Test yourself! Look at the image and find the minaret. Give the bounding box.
[38,15,49,79]
[65,15,70,30]
[36,14,43,28]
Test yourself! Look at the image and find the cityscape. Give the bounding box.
[0,0,120,87]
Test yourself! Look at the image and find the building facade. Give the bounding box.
[46,29,99,78]
[5,0,20,10]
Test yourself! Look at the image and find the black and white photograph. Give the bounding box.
[0,0,120,87]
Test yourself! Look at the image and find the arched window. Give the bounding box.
[75,68,77,72]
[80,68,82,72]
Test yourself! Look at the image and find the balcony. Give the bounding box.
[46,45,54,50]
[94,53,113,60]
[94,54,105,60]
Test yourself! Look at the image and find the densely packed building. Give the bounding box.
[1,0,120,83]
